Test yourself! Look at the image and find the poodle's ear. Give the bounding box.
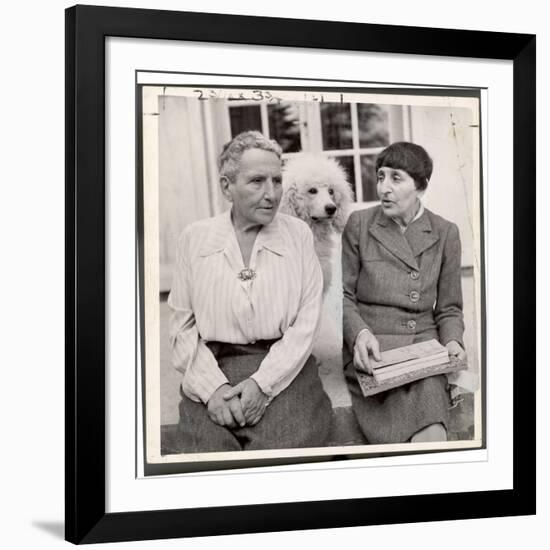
[280,183,309,222]
[332,178,355,232]
[332,201,350,232]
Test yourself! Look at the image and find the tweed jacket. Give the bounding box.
[342,205,464,363]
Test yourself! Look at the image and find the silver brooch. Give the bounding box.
[237,268,256,281]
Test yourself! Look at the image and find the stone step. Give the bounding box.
[160,396,474,455]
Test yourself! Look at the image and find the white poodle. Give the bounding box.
[280,154,354,294]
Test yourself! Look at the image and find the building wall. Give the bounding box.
[410,105,478,268]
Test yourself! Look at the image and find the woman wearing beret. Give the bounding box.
[342,141,466,443]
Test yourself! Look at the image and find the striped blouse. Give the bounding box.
[168,209,323,404]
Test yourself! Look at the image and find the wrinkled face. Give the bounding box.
[222,148,283,228]
[302,181,338,222]
[376,166,422,224]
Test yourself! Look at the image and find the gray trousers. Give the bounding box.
[177,341,332,452]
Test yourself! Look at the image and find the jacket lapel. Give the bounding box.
[368,209,419,270]
[405,209,440,258]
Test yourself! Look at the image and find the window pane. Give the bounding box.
[360,154,378,202]
[357,104,390,148]
[331,155,356,200]
[320,104,352,150]
[268,102,301,153]
[229,105,262,136]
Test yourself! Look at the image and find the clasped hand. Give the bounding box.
[206,379,268,428]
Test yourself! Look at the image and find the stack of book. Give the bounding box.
[356,339,467,397]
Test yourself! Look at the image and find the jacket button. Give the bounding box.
[407,320,417,330]
[410,270,419,280]
[409,290,420,302]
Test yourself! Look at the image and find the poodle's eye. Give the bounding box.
[308,188,318,195]
[328,188,334,195]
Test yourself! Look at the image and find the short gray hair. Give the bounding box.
[218,131,282,182]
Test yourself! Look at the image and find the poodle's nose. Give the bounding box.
[325,204,337,216]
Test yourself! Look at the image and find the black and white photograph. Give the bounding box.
[56,2,537,544]
[139,81,484,469]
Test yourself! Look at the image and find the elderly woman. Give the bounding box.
[342,141,466,444]
[168,131,331,452]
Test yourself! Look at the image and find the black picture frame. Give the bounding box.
[65,4,536,544]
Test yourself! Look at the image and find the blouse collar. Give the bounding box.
[391,201,425,233]
[200,208,286,257]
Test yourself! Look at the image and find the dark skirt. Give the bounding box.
[345,362,450,444]
[178,340,332,453]
[344,330,451,444]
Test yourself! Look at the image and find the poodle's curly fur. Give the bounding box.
[280,154,354,294]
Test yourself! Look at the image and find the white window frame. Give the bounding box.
[225,100,410,203]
